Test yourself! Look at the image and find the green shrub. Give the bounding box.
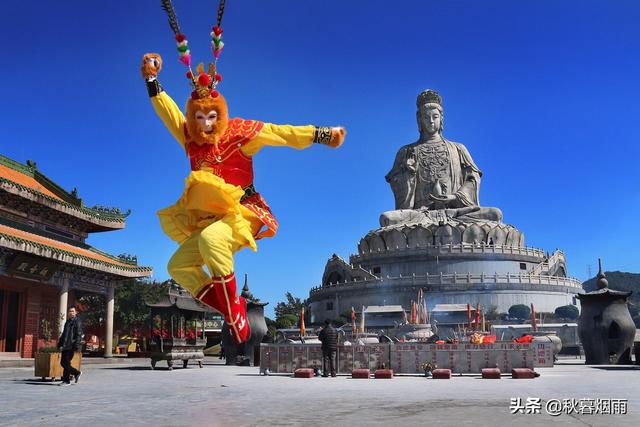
[554,305,579,320]
[508,304,531,320]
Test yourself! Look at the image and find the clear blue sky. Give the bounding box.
[2,1,639,317]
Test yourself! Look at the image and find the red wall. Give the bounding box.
[0,275,58,358]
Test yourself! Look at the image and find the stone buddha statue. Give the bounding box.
[383,90,502,227]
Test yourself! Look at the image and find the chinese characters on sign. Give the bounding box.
[8,255,57,280]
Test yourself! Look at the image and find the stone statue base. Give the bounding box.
[380,207,503,228]
[363,209,523,249]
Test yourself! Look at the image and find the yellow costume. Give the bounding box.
[142,44,344,344]
[151,91,316,295]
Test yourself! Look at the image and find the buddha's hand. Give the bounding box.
[141,53,163,80]
[446,206,480,218]
[429,193,456,203]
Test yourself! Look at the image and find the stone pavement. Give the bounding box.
[0,357,638,427]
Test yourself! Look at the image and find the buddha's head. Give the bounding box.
[416,89,444,138]
[186,92,229,145]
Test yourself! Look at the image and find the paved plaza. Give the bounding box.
[0,357,638,426]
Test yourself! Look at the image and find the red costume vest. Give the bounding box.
[184,118,278,239]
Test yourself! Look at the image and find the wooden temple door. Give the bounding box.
[0,289,24,355]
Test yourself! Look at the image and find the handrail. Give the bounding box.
[309,272,582,295]
[529,250,565,275]
[352,243,546,260]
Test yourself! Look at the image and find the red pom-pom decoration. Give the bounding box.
[191,91,199,100]
[175,34,187,42]
[210,90,219,98]
[212,26,223,36]
[198,73,211,86]
[215,74,222,82]
[186,71,193,79]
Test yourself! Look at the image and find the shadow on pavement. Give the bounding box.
[198,364,259,368]
[100,366,153,371]
[590,366,640,371]
[13,379,62,386]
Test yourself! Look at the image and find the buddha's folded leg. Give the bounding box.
[459,207,503,222]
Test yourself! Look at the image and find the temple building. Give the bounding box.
[0,155,152,358]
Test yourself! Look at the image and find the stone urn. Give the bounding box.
[577,261,635,365]
[531,331,562,358]
[390,324,435,341]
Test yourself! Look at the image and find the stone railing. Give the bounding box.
[351,243,545,262]
[309,272,583,297]
[529,250,566,276]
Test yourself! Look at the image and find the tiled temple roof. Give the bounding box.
[0,221,152,278]
[0,155,130,231]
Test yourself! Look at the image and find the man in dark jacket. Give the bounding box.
[57,306,83,386]
[318,319,338,377]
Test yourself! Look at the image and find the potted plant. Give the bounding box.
[34,318,62,380]
[34,316,81,381]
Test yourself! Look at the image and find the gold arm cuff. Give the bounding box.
[313,126,332,145]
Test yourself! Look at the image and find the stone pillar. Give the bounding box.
[58,275,69,336]
[104,284,115,358]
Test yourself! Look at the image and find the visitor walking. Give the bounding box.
[318,319,338,377]
[57,306,83,386]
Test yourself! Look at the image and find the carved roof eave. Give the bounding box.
[0,232,152,278]
[1,179,127,231]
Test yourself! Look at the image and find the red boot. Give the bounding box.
[196,273,251,344]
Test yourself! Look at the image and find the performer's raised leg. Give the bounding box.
[167,231,210,295]
[195,216,254,343]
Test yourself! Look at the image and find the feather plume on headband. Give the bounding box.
[159,0,227,99]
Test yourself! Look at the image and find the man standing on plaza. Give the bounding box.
[57,306,83,386]
[318,319,338,377]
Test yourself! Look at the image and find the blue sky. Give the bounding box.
[2,1,639,316]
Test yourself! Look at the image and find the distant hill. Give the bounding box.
[582,271,640,296]
[582,271,640,327]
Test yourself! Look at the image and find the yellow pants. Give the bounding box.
[167,214,261,295]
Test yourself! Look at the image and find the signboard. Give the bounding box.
[8,255,57,281]
[390,342,551,373]
[260,344,392,374]
[261,345,279,373]
[308,346,323,370]
[292,346,307,371]
[277,345,293,373]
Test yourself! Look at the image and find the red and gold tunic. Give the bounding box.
[185,118,278,240]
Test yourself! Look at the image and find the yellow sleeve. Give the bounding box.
[151,91,187,147]
[241,123,315,156]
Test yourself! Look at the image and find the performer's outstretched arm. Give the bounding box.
[243,123,346,156]
[150,92,187,147]
[141,53,187,147]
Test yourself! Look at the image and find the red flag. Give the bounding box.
[475,303,480,331]
[410,301,417,324]
[467,303,472,328]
